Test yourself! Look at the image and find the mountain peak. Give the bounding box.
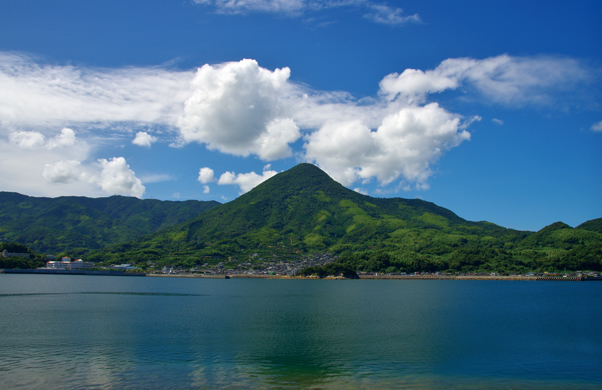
[248,163,346,199]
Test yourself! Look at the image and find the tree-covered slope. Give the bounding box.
[0,192,220,255]
[93,164,537,265]
[577,218,602,234]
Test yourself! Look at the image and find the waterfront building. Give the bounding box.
[46,258,94,270]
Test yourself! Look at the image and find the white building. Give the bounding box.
[46,258,94,270]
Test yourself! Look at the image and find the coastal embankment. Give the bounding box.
[150,273,598,281]
[3,269,599,281]
[0,269,145,276]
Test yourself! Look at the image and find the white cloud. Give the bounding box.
[97,157,145,198]
[198,167,216,183]
[492,118,504,125]
[0,135,95,197]
[173,192,181,199]
[139,173,173,184]
[591,120,602,132]
[0,53,595,195]
[9,127,78,150]
[203,185,210,194]
[42,160,88,184]
[379,54,591,106]
[217,166,279,193]
[41,156,145,198]
[178,59,300,158]
[304,103,470,188]
[47,128,76,149]
[364,4,420,25]
[132,131,158,147]
[254,118,300,159]
[9,131,46,149]
[192,0,420,26]
[0,52,191,129]
[379,68,459,104]
[193,0,306,14]
[354,187,368,195]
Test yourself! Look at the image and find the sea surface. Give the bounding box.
[0,275,601,389]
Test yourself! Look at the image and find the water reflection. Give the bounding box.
[0,275,601,389]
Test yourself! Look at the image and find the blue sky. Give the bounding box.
[0,0,600,231]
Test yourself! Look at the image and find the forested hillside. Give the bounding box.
[92,164,601,273]
[0,192,219,256]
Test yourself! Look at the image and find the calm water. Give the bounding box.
[0,275,601,389]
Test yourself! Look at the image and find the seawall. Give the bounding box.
[0,269,146,276]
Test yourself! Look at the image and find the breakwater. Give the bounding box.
[2,269,599,281]
[147,274,228,279]
[358,275,600,281]
[0,269,145,276]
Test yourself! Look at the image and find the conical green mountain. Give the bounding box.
[92,163,599,273]
[96,162,493,260]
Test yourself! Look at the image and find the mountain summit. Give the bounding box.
[96,163,516,263]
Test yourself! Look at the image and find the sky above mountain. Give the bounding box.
[0,0,600,231]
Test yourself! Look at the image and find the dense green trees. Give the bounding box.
[0,192,219,255]
[1,165,600,273]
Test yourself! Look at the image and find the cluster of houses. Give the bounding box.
[159,253,336,276]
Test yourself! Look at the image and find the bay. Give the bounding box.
[0,274,600,389]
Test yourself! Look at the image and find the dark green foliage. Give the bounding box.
[94,163,602,272]
[0,192,219,255]
[2,165,600,273]
[0,241,32,253]
[577,218,602,234]
[0,242,45,269]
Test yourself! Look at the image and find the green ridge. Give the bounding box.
[91,164,602,273]
[0,192,220,256]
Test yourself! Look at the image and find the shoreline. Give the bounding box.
[2,269,599,281]
[151,274,595,281]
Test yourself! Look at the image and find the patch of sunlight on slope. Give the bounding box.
[416,212,449,228]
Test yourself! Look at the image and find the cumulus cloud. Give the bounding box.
[9,127,78,150]
[42,160,87,184]
[97,157,145,198]
[1,52,595,195]
[203,185,211,194]
[0,133,94,197]
[132,131,158,147]
[591,120,602,132]
[198,167,216,183]
[304,103,470,187]
[41,156,145,198]
[217,165,279,193]
[9,131,46,149]
[47,128,76,149]
[178,59,300,159]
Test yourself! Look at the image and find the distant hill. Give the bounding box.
[0,192,220,255]
[93,163,602,273]
[577,218,602,234]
